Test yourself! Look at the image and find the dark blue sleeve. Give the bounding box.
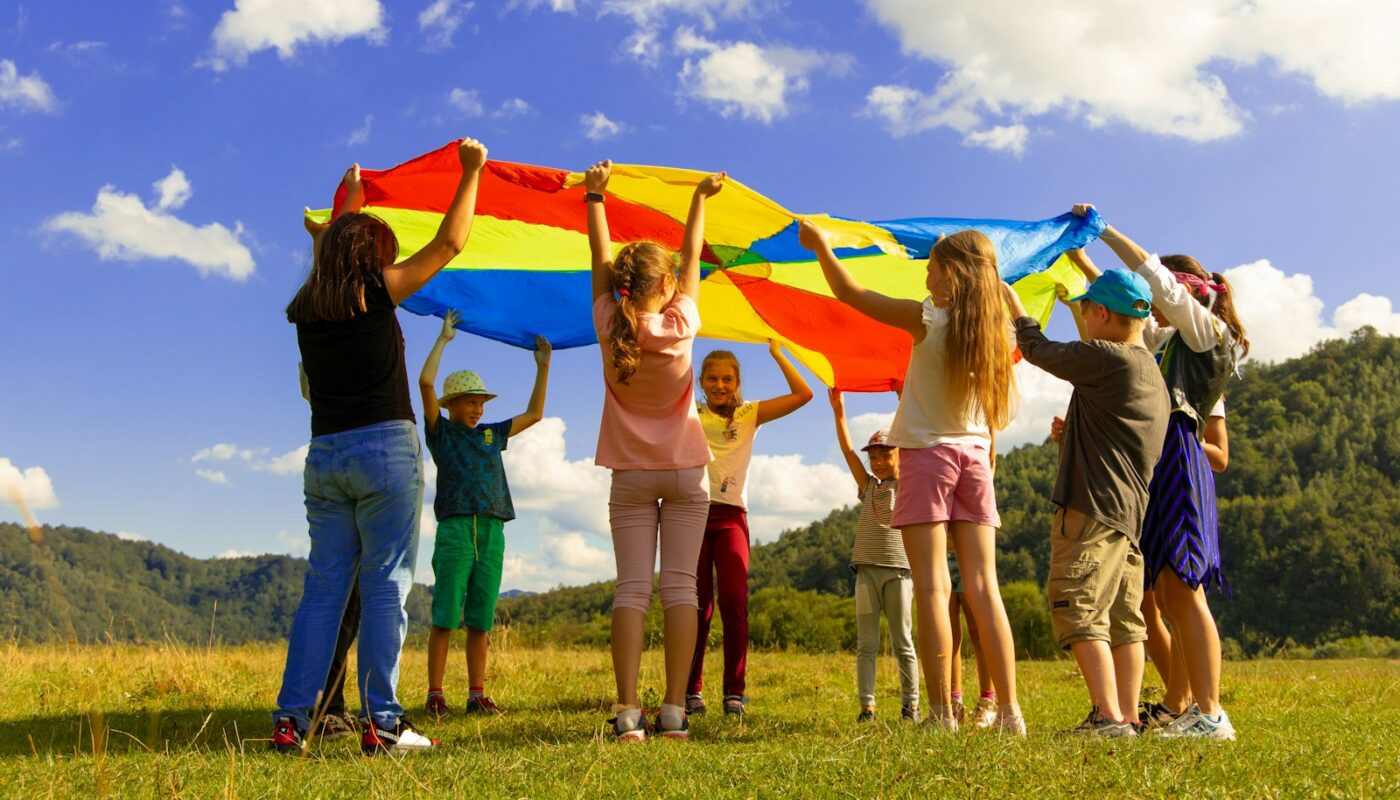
[491,420,513,451]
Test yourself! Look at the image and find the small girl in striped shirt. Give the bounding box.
[830,390,920,723]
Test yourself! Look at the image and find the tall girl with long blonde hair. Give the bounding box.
[585,159,725,741]
[799,221,1025,734]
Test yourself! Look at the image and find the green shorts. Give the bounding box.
[430,514,506,632]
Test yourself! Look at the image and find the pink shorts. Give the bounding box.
[889,443,1001,529]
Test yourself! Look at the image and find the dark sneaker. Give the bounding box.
[901,703,921,723]
[857,709,876,723]
[269,718,305,754]
[1061,707,1137,739]
[608,710,647,742]
[362,717,440,756]
[425,693,452,720]
[1138,701,1182,730]
[685,693,707,716]
[312,712,358,740]
[722,694,747,716]
[465,695,504,716]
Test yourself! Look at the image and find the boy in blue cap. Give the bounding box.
[1001,262,1170,738]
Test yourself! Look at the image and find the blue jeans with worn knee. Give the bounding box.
[274,420,423,731]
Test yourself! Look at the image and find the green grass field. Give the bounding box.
[1,639,1396,798]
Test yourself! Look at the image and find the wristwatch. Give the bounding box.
[584,191,605,203]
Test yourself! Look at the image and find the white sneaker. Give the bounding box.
[1157,705,1236,741]
[927,706,960,732]
[361,718,439,755]
[996,714,1028,736]
[972,697,998,729]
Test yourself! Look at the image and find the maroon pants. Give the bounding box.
[687,503,750,697]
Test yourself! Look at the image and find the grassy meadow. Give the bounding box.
[0,637,1396,798]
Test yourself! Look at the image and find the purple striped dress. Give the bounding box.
[1141,412,1230,594]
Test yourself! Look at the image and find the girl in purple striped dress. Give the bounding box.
[1077,204,1249,741]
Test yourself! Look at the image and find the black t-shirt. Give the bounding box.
[296,280,415,437]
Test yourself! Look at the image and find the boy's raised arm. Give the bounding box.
[419,310,459,434]
[511,336,552,436]
[829,389,869,490]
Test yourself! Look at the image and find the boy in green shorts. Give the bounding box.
[419,310,551,719]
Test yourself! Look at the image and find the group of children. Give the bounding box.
[305,154,1246,748]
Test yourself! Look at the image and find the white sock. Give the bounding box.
[660,702,686,730]
[615,707,642,730]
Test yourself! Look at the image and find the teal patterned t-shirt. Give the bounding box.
[425,415,515,522]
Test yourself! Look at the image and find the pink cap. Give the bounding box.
[861,430,893,452]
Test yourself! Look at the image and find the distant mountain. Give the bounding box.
[0,525,435,644]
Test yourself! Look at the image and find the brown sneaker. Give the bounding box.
[465,695,504,715]
[312,712,358,740]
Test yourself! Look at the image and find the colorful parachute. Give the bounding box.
[307,142,1104,392]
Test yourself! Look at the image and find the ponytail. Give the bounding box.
[610,252,642,384]
[1162,254,1250,360]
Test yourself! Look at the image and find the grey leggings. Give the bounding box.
[855,564,920,708]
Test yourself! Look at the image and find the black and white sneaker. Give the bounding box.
[722,694,747,716]
[312,712,358,740]
[1061,707,1137,739]
[361,717,440,756]
[901,703,921,723]
[685,693,707,716]
[608,710,648,742]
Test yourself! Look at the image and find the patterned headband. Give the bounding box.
[1172,271,1228,298]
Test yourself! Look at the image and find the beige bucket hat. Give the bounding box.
[439,370,497,406]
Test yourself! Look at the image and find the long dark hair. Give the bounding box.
[286,213,398,324]
[1161,254,1251,359]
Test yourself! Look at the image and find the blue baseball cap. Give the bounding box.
[1068,268,1152,318]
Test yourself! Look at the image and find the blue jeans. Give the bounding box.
[274,420,423,730]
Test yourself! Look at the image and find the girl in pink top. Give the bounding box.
[585,159,726,742]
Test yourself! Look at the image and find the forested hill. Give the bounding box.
[0,526,433,643]
[502,329,1400,654]
[2,330,1397,652]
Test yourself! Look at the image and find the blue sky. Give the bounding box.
[3,0,1398,592]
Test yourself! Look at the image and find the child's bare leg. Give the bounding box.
[949,592,964,698]
[1111,641,1144,723]
[950,521,1019,713]
[963,599,995,695]
[1165,629,1193,710]
[428,625,452,692]
[1159,571,1223,716]
[1141,588,1172,687]
[901,523,954,715]
[1069,639,1122,721]
[611,608,645,707]
[466,627,489,689]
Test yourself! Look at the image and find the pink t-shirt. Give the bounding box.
[592,293,711,471]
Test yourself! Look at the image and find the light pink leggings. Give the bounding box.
[609,467,710,612]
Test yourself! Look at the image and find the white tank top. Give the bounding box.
[888,299,992,449]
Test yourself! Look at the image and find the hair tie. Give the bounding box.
[1172,271,1227,298]
[617,287,631,299]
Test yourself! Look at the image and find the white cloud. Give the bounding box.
[115,530,146,541]
[42,166,255,281]
[1221,260,1400,363]
[746,454,850,541]
[0,136,22,153]
[192,443,257,463]
[501,417,611,536]
[861,0,1400,151]
[419,0,472,51]
[0,59,57,112]
[217,549,257,559]
[446,88,483,117]
[204,0,386,71]
[581,110,624,141]
[196,469,229,485]
[0,458,59,511]
[962,124,1030,157]
[153,167,192,211]
[345,114,373,146]
[676,29,849,124]
[251,445,309,476]
[1003,360,1074,450]
[48,40,106,54]
[501,527,616,592]
[495,97,532,118]
[275,529,309,557]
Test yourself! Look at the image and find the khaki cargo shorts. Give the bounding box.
[1047,506,1147,649]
